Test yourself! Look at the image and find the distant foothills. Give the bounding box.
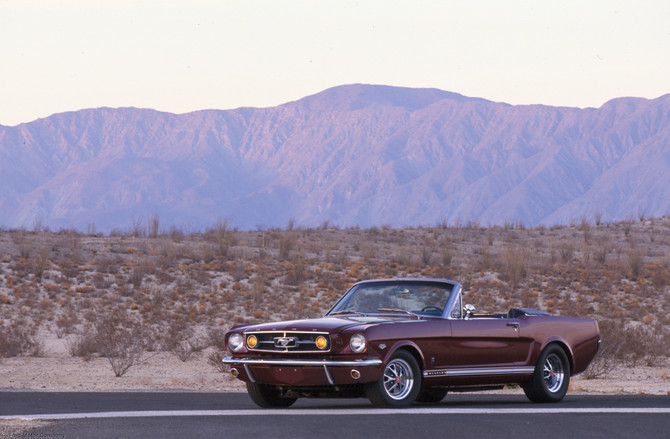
[1,84,669,232]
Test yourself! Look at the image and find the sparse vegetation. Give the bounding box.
[0,217,668,379]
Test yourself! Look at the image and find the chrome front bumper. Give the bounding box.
[222,357,382,367]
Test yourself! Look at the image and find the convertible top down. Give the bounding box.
[223,278,600,408]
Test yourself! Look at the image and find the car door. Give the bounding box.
[445,317,531,367]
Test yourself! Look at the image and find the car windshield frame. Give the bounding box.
[326,279,462,319]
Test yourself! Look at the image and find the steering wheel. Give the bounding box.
[420,306,443,314]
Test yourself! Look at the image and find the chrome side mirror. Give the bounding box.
[464,304,476,320]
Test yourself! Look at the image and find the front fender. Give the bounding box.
[382,340,426,370]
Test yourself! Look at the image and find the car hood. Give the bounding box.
[233,316,411,334]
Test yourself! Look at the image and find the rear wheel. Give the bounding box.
[246,382,297,408]
[523,345,570,403]
[366,350,421,408]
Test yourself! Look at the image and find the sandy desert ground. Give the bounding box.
[1,221,668,397]
[1,331,668,395]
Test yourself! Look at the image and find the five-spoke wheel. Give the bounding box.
[366,350,421,407]
[523,344,570,403]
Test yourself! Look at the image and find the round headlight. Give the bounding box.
[315,335,328,350]
[228,333,244,352]
[247,335,258,349]
[349,333,367,353]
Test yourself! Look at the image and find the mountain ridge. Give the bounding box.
[1,84,669,231]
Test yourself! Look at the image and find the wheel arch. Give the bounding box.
[383,340,425,372]
[541,338,574,375]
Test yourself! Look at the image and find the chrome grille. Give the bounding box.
[245,331,330,353]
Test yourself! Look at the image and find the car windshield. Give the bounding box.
[327,282,453,317]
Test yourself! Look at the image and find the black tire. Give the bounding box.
[523,345,570,403]
[366,350,422,408]
[246,382,297,408]
[416,388,448,403]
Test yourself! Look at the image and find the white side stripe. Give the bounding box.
[2,407,669,421]
[424,367,535,377]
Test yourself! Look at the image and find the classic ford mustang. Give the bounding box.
[223,278,600,408]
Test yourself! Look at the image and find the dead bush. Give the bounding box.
[0,320,43,357]
[502,246,526,288]
[207,327,228,350]
[595,320,668,368]
[207,350,227,374]
[173,335,208,362]
[626,249,644,280]
[278,231,296,260]
[66,326,99,359]
[97,318,147,377]
[159,317,194,352]
[55,309,80,338]
[71,309,149,376]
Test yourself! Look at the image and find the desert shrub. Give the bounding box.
[440,240,454,267]
[278,232,296,260]
[207,327,228,350]
[67,309,148,376]
[95,313,147,377]
[66,326,99,358]
[0,319,43,357]
[594,319,669,368]
[593,245,608,264]
[55,309,80,338]
[211,219,236,258]
[626,249,644,280]
[502,246,526,287]
[559,243,574,262]
[31,245,51,281]
[285,256,307,285]
[159,317,194,351]
[207,350,227,373]
[173,335,208,362]
[421,245,433,266]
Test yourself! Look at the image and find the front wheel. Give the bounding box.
[416,387,448,403]
[523,345,570,403]
[366,350,421,408]
[246,382,297,408]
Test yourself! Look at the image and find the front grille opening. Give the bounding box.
[246,331,331,353]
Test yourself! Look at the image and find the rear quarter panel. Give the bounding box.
[520,315,600,374]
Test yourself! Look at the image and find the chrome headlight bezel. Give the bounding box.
[349,333,367,353]
[228,333,245,352]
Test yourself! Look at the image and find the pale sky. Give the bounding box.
[1,0,669,126]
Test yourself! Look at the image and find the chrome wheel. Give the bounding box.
[366,350,421,407]
[523,344,570,403]
[543,353,565,393]
[383,358,414,400]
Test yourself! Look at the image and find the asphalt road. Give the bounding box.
[1,392,668,439]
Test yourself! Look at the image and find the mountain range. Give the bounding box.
[1,84,669,232]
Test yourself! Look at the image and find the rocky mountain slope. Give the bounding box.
[1,84,668,231]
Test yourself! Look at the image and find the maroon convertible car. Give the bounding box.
[223,278,600,408]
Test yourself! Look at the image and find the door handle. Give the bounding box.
[506,322,520,328]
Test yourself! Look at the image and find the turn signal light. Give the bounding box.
[315,335,328,350]
[247,335,258,349]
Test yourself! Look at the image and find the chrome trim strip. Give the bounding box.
[323,365,334,385]
[223,357,382,367]
[243,364,256,383]
[423,366,535,378]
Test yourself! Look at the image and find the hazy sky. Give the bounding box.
[1,0,669,126]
